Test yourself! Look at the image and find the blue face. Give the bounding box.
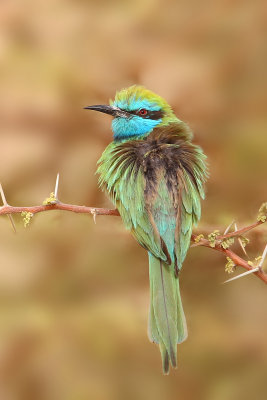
[111,98,163,141]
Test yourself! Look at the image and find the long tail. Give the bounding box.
[148,253,187,374]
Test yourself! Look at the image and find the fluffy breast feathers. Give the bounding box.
[97,122,207,273]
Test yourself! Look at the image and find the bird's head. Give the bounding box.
[85,85,179,141]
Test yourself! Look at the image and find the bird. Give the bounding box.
[85,85,207,374]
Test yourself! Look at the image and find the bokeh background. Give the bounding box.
[0,1,267,399]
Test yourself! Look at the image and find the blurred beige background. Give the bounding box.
[0,1,267,399]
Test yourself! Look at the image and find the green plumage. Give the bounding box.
[90,86,207,373]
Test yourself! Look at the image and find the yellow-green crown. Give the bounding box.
[111,85,177,121]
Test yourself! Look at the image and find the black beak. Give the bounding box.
[84,105,128,118]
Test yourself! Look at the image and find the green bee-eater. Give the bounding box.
[85,85,207,374]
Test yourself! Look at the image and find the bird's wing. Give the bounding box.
[117,166,173,263]
[97,143,168,261]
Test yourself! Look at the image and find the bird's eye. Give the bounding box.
[138,108,148,116]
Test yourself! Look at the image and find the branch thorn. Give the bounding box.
[54,173,60,199]
[0,183,16,233]
[222,266,260,284]
[235,223,248,256]
[224,219,235,235]
[258,244,267,270]
[223,243,267,284]
[91,208,97,224]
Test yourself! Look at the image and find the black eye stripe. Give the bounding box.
[148,110,164,120]
[127,109,164,120]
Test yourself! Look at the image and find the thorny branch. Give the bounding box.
[190,234,267,284]
[0,180,267,285]
[0,202,120,217]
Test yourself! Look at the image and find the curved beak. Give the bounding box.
[84,105,129,118]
